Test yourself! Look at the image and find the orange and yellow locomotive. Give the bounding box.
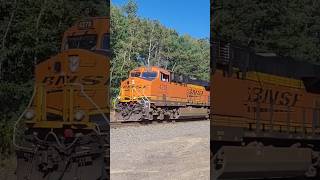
[15,17,110,180]
[116,66,210,121]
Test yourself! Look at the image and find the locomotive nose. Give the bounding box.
[120,77,150,102]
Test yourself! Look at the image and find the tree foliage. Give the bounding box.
[212,0,320,62]
[111,1,209,97]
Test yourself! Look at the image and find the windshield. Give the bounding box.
[130,72,141,77]
[141,72,157,80]
[66,35,97,50]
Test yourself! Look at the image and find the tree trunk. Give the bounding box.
[172,62,176,72]
[2,0,17,49]
[147,36,152,67]
[147,24,155,68]
[1,0,17,79]
[34,0,47,65]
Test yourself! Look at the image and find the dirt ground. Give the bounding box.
[0,156,16,180]
[110,120,210,180]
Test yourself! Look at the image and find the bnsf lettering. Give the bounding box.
[248,87,301,106]
[42,75,108,86]
[82,76,101,85]
[42,76,55,85]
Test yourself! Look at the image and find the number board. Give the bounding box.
[78,20,93,30]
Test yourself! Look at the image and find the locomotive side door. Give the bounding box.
[159,72,170,106]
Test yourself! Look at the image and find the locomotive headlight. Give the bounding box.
[24,109,35,120]
[74,110,85,121]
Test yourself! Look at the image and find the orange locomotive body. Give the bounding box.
[16,17,110,180]
[116,66,210,121]
[211,40,320,179]
[29,49,109,129]
[213,70,320,133]
[25,16,110,131]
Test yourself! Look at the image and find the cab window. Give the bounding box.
[130,72,141,77]
[102,33,110,50]
[141,72,157,80]
[66,35,97,50]
[161,73,170,82]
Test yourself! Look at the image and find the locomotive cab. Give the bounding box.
[119,66,171,102]
[129,67,170,81]
[61,16,110,55]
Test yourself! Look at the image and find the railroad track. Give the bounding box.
[110,118,209,128]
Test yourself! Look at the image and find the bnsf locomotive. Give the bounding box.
[116,66,210,122]
[212,40,320,179]
[15,17,110,180]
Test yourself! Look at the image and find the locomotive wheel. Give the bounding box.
[212,148,224,180]
[305,151,320,179]
[115,102,145,121]
[127,111,143,121]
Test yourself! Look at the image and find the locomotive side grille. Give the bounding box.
[212,40,231,65]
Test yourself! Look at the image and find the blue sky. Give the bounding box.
[111,0,209,39]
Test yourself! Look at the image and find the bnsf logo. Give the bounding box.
[248,87,301,106]
[42,75,109,86]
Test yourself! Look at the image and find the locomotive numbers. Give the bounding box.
[188,88,204,97]
[159,84,168,91]
[78,20,93,29]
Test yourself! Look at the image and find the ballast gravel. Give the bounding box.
[110,120,210,180]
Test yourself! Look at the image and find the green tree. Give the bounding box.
[111,1,210,98]
[212,0,320,62]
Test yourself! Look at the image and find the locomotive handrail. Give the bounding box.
[213,101,320,136]
[213,117,314,134]
[69,83,110,125]
[132,85,150,109]
[13,82,110,150]
[13,86,37,151]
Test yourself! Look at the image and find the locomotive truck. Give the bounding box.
[14,17,110,180]
[211,40,320,179]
